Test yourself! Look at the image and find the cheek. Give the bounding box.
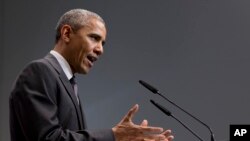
[75,40,93,62]
[78,47,89,62]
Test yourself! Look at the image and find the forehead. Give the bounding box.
[79,18,107,38]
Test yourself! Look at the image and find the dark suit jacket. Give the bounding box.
[9,54,115,141]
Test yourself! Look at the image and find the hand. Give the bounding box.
[112,104,174,141]
[140,120,174,141]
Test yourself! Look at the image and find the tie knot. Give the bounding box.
[70,76,77,85]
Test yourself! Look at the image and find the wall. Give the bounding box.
[1,0,250,141]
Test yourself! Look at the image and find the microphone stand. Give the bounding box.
[150,100,204,141]
[156,92,215,141]
[139,80,216,141]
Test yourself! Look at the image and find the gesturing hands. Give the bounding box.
[112,104,174,141]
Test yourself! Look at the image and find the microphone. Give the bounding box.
[139,80,216,141]
[139,80,159,94]
[150,99,204,141]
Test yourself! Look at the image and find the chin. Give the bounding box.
[80,68,90,74]
[78,70,88,74]
[76,64,90,74]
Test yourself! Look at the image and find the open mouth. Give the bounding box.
[87,55,97,64]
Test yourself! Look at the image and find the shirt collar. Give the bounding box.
[50,50,73,80]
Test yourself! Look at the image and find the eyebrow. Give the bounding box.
[89,33,106,46]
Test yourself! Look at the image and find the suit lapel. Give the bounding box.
[58,74,85,129]
[44,54,85,130]
[78,98,86,129]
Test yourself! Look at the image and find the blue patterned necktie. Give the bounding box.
[70,75,79,104]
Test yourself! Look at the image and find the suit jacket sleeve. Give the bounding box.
[9,60,115,141]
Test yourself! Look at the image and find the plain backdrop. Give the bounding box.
[1,0,250,141]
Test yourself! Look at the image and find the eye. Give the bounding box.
[102,41,106,46]
[88,33,106,46]
[89,34,101,42]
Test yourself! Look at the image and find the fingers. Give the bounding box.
[138,125,164,134]
[140,119,148,127]
[162,130,171,136]
[165,135,174,141]
[166,135,174,141]
[115,104,174,141]
[140,120,173,140]
[141,131,174,141]
[120,104,139,123]
[143,134,166,141]
[162,130,174,141]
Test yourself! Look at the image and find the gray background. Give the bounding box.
[1,0,250,141]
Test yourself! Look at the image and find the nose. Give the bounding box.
[94,42,104,56]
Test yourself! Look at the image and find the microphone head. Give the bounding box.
[139,80,159,94]
[150,99,172,116]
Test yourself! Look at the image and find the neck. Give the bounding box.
[53,42,76,74]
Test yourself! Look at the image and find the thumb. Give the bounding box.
[120,104,139,123]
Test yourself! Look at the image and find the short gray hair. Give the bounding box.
[55,9,105,43]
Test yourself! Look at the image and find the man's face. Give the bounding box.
[66,18,107,74]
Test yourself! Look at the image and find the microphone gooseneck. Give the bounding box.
[139,80,216,141]
[157,92,215,141]
[150,100,204,141]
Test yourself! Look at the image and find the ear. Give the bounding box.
[60,25,73,43]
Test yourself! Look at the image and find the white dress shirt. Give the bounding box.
[50,50,73,80]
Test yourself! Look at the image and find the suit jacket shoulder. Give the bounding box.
[9,54,115,141]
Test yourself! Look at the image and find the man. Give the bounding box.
[9,9,174,141]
